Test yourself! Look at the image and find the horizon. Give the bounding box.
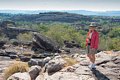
[0,0,120,12]
[0,9,120,12]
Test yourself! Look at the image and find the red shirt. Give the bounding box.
[86,30,99,49]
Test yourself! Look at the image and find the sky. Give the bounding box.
[0,0,120,11]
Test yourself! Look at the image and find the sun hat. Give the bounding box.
[89,22,97,27]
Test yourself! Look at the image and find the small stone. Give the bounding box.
[28,59,38,66]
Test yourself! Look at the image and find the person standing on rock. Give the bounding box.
[86,22,99,69]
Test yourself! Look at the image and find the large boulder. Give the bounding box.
[32,33,60,53]
[7,72,31,80]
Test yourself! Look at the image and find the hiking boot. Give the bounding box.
[88,64,96,70]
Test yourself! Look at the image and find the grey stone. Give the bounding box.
[45,56,66,73]
[43,57,51,63]
[9,54,18,59]
[29,65,41,80]
[38,57,51,67]
[7,72,31,80]
[38,59,45,67]
[28,59,38,66]
[19,55,31,62]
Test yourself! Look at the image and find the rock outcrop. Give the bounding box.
[1,51,120,80]
[35,51,120,80]
[32,33,60,53]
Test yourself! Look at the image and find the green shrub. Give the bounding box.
[99,36,108,50]
[108,28,120,38]
[17,32,33,42]
[43,24,85,47]
[108,38,120,50]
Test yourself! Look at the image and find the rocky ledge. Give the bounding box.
[1,51,119,80]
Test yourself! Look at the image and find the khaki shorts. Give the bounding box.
[86,45,97,54]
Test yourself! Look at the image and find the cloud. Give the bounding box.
[0,0,120,11]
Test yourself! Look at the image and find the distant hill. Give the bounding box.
[66,10,120,16]
[1,11,120,24]
[9,12,92,23]
[0,10,120,16]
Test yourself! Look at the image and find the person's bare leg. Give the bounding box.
[87,54,91,61]
[87,54,90,58]
[87,54,92,63]
[87,54,96,69]
[91,54,95,64]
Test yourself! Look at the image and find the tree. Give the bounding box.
[108,28,120,38]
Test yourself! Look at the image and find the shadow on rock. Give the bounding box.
[91,69,110,80]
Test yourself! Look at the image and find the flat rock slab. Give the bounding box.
[46,72,94,80]
[75,66,92,75]
[92,66,120,80]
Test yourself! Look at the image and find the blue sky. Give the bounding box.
[0,0,120,11]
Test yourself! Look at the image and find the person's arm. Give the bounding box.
[86,32,90,46]
[94,32,99,49]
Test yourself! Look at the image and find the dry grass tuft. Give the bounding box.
[63,55,78,67]
[4,61,29,79]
